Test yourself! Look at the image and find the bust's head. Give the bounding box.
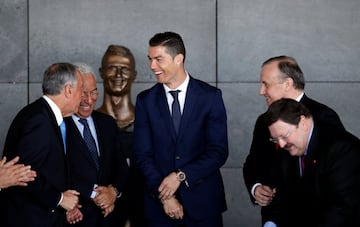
[99,45,137,96]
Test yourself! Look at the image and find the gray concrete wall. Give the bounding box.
[1,0,359,226]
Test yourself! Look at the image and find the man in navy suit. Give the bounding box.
[65,63,128,226]
[2,63,83,226]
[262,98,360,226]
[134,31,228,227]
[242,56,345,226]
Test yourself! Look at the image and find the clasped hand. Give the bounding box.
[158,172,184,219]
[158,172,181,201]
[254,185,276,206]
[66,185,117,224]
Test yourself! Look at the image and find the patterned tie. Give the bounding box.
[169,90,181,134]
[79,118,99,169]
[60,120,66,153]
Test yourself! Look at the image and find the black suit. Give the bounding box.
[112,125,146,227]
[271,123,360,226]
[243,94,345,224]
[65,110,128,227]
[2,97,69,227]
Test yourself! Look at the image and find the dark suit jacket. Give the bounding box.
[2,97,68,227]
[64,110,128,227]
[242,94,345,224]
[271,123,360,227]
[133,77,228,221]
[113,126,146,227]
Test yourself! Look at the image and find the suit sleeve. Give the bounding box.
[179,89,229,187]
[133,94,165,194]
[319,139,360,226]
[4,114,63,210]
[243,114,281,204]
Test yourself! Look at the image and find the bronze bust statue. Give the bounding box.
[97,45,145,227]
[97,45,137,129]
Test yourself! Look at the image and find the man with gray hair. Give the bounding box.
[65,62,128,226]
[2,63,83,226]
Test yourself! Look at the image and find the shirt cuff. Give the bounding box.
[264,221,277,227]
[57,192,64,206]
[251,183,262,198]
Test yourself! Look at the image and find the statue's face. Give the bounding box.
[100,55,136,96]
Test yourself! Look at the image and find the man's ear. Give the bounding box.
[63,84,72,98]
[299,115,308,130]
[174,54,184,65]
[285,77,294,91]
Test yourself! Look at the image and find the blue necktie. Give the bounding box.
[169,90,181,134]
[60,120,66,153]
[79,118,99,169]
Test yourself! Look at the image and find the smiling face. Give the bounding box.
[148,45,184,89]
[76,74,98,118]
[268,118,309,156]
[259,61,290,106]
[100,54,136,96]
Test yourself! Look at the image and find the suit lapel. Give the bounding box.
[155,84,178,141]
[177,78,198,140]
[91,112,102,170]
[303,124,320,178]
[68,117,99,170]
[40,98,66,154]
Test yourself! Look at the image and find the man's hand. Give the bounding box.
[66,204,83,224]
[60,190,80,211]
[0,156,37,189]
[102,203,115,218]
[93,185,116,216]
[158,172,180,201]
[162,196,184,220]
[254,185,276,206]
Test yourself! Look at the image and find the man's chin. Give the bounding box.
[78,109,92,117]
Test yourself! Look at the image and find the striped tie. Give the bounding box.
[79,118,99,169]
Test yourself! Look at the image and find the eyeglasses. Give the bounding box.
[83,89,99,99]
[103,65,132,77]
[269,126,296,144]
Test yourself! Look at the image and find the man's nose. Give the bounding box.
[259,85,266,96]
[278,139,287,148]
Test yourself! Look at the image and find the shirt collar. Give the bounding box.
[295,92,305,102]
[163,72,190,94]
[42,95,63,126]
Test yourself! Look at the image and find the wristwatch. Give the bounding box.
[176,169,186,182]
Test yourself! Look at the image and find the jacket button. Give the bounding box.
[175,156,181,160]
